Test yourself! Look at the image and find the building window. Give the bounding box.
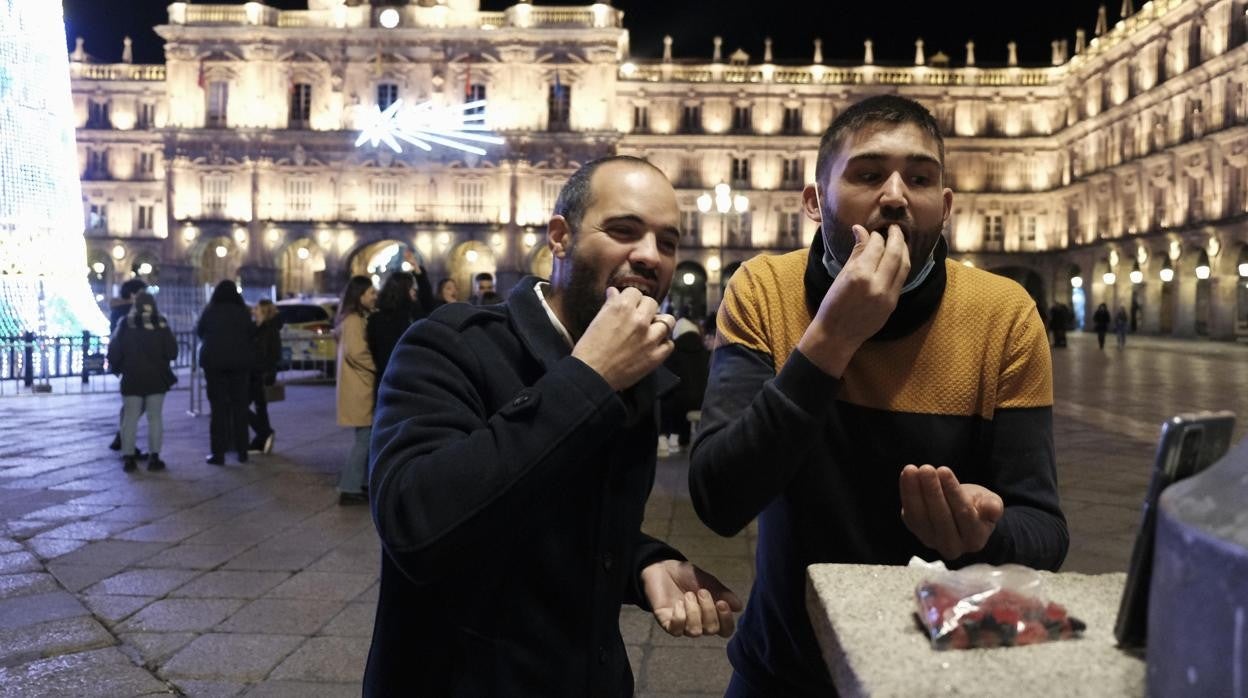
[778,211,803,247]
[782,106,802,135]
[1067,206,1082,241]
[1022,215,1038,246]
[87,203,108,231]
[138,151,155,179]
[289,82,312,128]
[547,82,570,131]
[680,209,701,239]
[781,157,804,189]
[726,211,751,247]
[371,179,399,219]
[206,81,229,127]
[1123,195,1138,234]
[731,157,751,189]
[632,104,649,133]
[377,83,398,111]
[676,156,701,189]
[542,179,563,217]
[983,213,1004,247]
[87,100,111,129]
[85,149,109,180]
[466,83,486,117]
[680,104,702,134]
[137,102,156,129]
[136,204,155,232]
[202,175,230,218]
[1152,187,1167,228]
[457,180,486,219]
[731,105,752,134]
[285,178,312,218]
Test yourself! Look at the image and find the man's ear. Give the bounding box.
[801,184,823,224]
[548,215,573,258]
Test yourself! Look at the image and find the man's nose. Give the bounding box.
[630,233,661,267]
[879,171,908,209]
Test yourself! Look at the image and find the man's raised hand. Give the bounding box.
[572,287,675,392]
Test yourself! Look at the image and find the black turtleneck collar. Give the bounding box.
[803,229,948,341]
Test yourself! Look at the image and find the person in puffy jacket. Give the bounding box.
[107,291,177,473]
[196,280,255,465]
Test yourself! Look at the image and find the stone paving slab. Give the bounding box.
[0,647,171,698]
[159,633,304,682]
[268,636,371,683]
[0,616,115,667]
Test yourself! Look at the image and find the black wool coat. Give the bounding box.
[365,276,683,697]
[107,322,178,396]
[196,303,255,372]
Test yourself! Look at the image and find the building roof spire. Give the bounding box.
[712,36,722,63]
[863,39,874,65]
[1095,5,1108,36]
[965,40,975,67]
[914,38,925,66]
[813,38,823,65]
[121,36,133,64]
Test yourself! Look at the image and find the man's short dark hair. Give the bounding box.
[814,95,946,186]
[552,155,665,232]
[474,272,494,284]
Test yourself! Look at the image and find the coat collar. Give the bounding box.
[803,229,948,341]
[506,276,679,403]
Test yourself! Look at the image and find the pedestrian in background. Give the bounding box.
[107,291,177,473]
[247,299,283,455]
[1114,305,1129,349]
[468,272,495,305]
[108,276,149,453]
[335,275,378,506]
[1048,301,1069,348]
[434,278,458,308]
[660,308,710,454]
[367,270,431,395]
[197,280,255,465]
[1093,302,1111,349]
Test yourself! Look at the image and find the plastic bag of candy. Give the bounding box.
[914,562,1086,650]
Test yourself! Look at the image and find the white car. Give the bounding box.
[275,297,338,376]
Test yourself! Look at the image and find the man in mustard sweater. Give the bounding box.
[689,95,1069,696]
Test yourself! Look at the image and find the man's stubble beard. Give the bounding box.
[556,243,662,341]
[823,208,942,284]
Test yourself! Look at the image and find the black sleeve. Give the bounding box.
[107,326,125,376]
[689,346,841,537]
[162,328,178,364]
[370,320,632,584]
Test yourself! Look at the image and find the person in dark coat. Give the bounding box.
[247,299,283,454]
[196,280,255,465]
[366,270,432,396]
[1093,302,1111,349]
[365,156,742,696]
[107,292,177,472]
[1049,301,1069,348]
[660,314,710,451]
[108,276,150,452]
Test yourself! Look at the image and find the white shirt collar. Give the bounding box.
[534,282,574,348]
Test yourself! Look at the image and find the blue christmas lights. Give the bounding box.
[0,0,108,337]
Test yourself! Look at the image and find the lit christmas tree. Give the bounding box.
[0,0,108,337]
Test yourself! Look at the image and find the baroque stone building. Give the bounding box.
[71,0,1248,338]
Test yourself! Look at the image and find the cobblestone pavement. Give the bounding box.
[0,331,1244,697]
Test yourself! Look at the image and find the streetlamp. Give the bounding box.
[697,182,748,298]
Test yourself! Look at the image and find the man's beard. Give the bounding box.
[559,251,660,341]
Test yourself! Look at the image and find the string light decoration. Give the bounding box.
[353,99,504,156]
[0,0,108,337]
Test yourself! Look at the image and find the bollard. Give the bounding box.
[22,331,34,387]
[81,331,90,384]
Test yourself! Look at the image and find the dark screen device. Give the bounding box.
[1113,411,1235,649]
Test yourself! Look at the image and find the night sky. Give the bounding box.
[63,0,1117,68]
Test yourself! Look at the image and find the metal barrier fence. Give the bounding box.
[0,331,336,408]
[0,331,197,397]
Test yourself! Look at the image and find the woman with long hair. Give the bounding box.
[247,299,283,454]
[336,275,378,505]
[107,291,178,472]
[197,280,255,465]
[366,269,433,385]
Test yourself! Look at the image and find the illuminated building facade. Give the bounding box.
[71,0,1248,338]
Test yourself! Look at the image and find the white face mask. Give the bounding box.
[816,188,936,294]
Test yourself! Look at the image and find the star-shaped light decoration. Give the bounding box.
[353,99,504,156]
